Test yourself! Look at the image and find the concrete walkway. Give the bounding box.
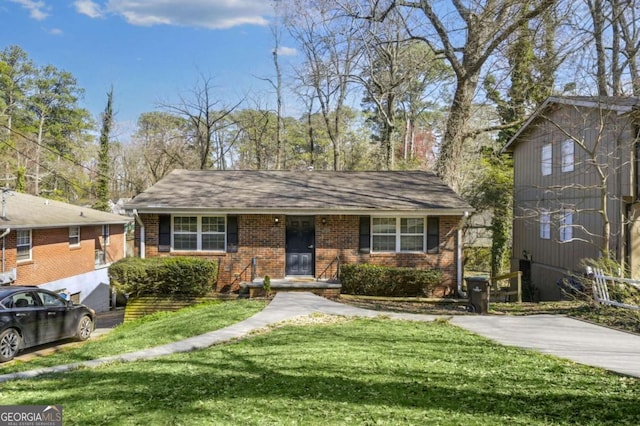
[1,292,639,382]
[449,314,640,378]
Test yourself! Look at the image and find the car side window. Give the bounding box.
[0,296,12,308]
[11,292,38,308]
[37,291,66,307]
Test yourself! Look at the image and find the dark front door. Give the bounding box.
[286,216,315,276]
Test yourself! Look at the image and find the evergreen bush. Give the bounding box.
[340,263,442,297]
[109,257,218,298]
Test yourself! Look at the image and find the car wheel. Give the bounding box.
[76,315,93,341]
[0,328,21,363]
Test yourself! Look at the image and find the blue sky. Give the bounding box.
[1,0,297,135]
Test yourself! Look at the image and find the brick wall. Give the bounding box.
[316,215,459,296]
[6,224,127,286]
[140,213,462,294]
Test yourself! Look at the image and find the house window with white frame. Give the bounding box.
[17,229,31,261]
[102,224,110,246]
[559,210,573,242]
[541,143,552,176]
[540,210,551,240]
[372,218,396,251]
[173,216,226,251]
[400,218,425,251]
[69,226,80,247]
[202,216,225,250]
[372,217,426,252]
[561,139,574,172]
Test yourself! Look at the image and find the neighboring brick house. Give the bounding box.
[502,96,640,300]
[0,191,132,311]
[125,170,472,296]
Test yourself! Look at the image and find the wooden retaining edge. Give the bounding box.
[124,294,238,321]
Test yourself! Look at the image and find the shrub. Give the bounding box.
[340,263,443,297]
[463,247,491,273]
[109,257,218,298]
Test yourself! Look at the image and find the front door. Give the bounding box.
[286,216,315,276]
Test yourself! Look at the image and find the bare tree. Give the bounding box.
[285,0,362,171]
[351,0,555,189]
[160,75,242,170]
[570,0,640,96]
[351,5,451,170]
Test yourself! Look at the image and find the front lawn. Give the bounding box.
[0,299,266,374]
[1,316,638,425]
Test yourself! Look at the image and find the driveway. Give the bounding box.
[450,314,640,378]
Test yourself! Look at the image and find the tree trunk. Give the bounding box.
[589,0,609,96]
[435,73,479,191]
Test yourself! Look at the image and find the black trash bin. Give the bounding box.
[466,276,490,314]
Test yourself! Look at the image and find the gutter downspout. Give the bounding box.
[133,209,145,259]
[0,227,9,274]
[457,212,468,298]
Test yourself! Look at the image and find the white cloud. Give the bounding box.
[48,27,63,35]
[88,0,273,29]
[277,46,297,57]
[9,0,50,20]
[74,0,103,18]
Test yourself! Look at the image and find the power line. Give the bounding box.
[0,139,93,198]
[0,123,138,200]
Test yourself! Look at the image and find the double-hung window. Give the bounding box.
[202,217,225,250]
[372,218,396,251]
[400,218,425,251]
[69,226,80,247]
[541,143,552,176]
[559,210,573,242]
[561,140,574,172]
[173,216,226,251]
[540,210,551,240]
[17,229,31,261]
[372,217,426,252]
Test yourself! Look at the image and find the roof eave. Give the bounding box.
[127,207,473,216]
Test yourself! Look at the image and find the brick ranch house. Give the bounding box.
[0,191,131,311]
[125,170,473,296]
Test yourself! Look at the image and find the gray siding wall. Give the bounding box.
[511,104,636,299]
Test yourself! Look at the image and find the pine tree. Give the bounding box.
[93,88,113,212]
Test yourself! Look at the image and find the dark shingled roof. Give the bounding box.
[125,170,472,214]
[0,192,131,229]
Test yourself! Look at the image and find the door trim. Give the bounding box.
[285,216,315,276]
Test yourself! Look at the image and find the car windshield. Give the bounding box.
[38,291,66,307]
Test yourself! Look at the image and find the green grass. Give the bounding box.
[0,299,266,374]
[1,317,638,425]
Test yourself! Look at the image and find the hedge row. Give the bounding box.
[340,263,443,297]
[108,257,218,297]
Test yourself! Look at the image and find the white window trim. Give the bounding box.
[559,210,573,242]
[69,226,80,247]
[171,215,227,252]
[561,139,574,173]
[17,229,32,262]
[541,143,552,176]
[371,217,426,253]
[540,210,551,240]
